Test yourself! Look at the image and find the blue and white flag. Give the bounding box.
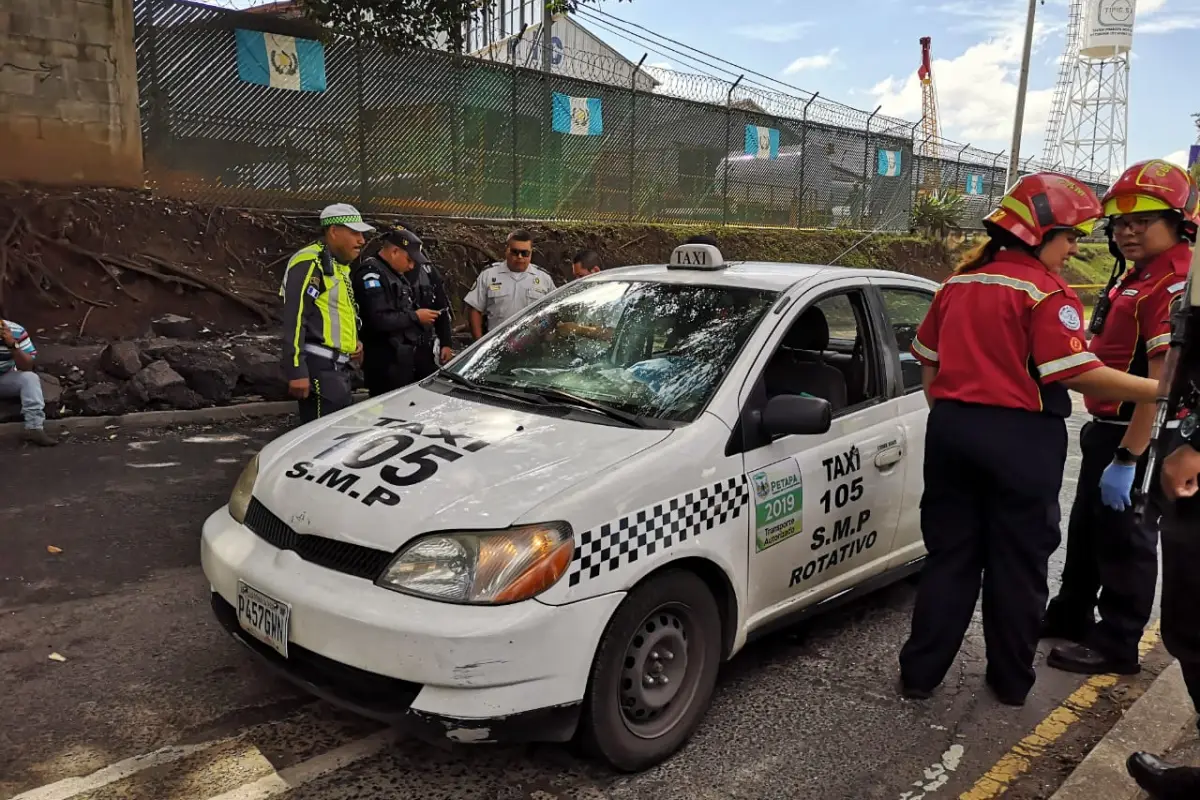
[745,125,779,160]
[551,93,603,136]
[965,174,985,195]
[877,149,902,177]
[236,29,327,92]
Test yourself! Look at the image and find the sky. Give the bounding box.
[584,0,1200,172]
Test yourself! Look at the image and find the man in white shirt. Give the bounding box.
[464,229,556,340]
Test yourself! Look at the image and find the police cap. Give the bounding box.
[381,228,430,265]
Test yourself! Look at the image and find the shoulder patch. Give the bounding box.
[363,278,383,289]
[1058,304,1082,331]
[361,272,380,281]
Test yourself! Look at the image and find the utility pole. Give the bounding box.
[542,0,553,73]
[1007,0,1038,188]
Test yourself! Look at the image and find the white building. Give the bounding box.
[464,1,659,93]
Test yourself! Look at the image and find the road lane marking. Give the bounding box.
[9,738,236,800]
[958,619,1162,799]
[201,730,394,800]
[128,462,182,469]
[899,744,966,799]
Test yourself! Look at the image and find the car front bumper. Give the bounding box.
[201,506,624,743]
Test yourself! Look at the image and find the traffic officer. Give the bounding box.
[1044,160,1199,675]
[352,229,443,396]
[279,203,372,424]
[464,229,555,340]
[899,173,1161,707]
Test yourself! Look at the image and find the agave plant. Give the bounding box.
[912,189,967,239]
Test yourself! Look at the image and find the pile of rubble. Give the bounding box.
[1,315,364,423]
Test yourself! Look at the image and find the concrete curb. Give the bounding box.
[0,400,299,440]
[1050,660,1197,800]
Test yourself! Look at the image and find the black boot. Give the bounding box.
[1127,752,1200,799]
[1046,642,1140,675]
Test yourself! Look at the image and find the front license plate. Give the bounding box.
[236,581,291,659]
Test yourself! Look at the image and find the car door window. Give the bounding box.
[760,289,882,417]
[878,288,934,394]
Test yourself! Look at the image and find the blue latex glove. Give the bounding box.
[1099,460,1137,511]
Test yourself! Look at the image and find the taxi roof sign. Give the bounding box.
[668,244,725,270]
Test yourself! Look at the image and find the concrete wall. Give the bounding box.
[0,0,144,187]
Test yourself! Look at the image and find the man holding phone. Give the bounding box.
[352,229,444,395]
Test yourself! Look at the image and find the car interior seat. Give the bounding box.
[764,306,849,411]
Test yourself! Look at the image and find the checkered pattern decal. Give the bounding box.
[568,476,749,587]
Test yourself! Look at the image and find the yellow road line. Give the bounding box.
[959,619,1162,800]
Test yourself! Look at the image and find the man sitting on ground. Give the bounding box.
[0,319,56,446]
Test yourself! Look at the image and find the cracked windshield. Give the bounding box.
[448,280,779,422]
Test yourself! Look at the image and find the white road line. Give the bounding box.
[128,462,182,469]
[202,731,394,800]
[10,739,234,800]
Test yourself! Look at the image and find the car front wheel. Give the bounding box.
[579,569,722,772]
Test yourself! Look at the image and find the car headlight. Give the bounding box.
[377,524,574,605]
[228,453,260,524]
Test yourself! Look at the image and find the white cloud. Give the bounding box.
[865,18,1058,153]
[1138,0,1168,14]
[1140,16,1200,33]
[732,21,812,43]
[1164,149,1191,168]
[783,49,839,74]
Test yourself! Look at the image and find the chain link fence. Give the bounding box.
[134,0,1112,232]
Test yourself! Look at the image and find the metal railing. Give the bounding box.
[133,0,1114,231]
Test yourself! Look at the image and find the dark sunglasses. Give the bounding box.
[508,248,531,257]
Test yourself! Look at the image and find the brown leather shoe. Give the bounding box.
[22,429,58,447]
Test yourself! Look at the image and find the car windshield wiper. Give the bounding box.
[521,386,651,429]
[434,369,550,406]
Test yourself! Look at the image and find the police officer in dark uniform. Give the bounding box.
[352,229,443,396]
[899,173,1161,707]
[391,220,456,369]
[1044,160,1199,676]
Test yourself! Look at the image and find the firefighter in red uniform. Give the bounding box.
[1043,160,1200,675]
[898,173,1161,706]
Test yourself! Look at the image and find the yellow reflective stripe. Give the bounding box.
[912,338,938,362]
[946,272,1050,303]
[1037,351,1099,378]
[291,261,318,368]
[1147,333,1171,352]
[281,243,323,298]
[1000,195,1036,228]
[334,263,358,352]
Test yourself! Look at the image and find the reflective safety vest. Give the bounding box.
[279,242,358,376]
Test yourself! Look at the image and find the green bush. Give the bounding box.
[912,189,967,239]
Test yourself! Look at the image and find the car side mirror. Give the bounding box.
[761,394,831,438]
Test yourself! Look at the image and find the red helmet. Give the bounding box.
[1102,159,1200,238]
[984,172,1103,247]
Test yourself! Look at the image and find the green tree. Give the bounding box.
[299,0,629,52]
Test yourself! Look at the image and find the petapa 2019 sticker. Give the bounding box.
[752,457,804,553]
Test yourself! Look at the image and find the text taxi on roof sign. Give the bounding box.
[203,240,942,771]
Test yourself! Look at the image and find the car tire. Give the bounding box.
[579,569,722,773]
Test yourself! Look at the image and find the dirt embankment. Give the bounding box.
[0,184,960,421]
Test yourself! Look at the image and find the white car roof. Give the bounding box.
[591,261,934,292]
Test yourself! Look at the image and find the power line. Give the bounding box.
[576,6,902,123]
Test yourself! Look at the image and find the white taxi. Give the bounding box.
[202,243,939,772]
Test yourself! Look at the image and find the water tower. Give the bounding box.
[1043,0,1136,181]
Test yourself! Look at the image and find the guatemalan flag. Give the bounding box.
[877,149,903,177]
[551,93,604,136]
[965,174,986,195]
[745,125,779,160]
[235,29,327,92]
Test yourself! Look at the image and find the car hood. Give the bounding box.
[252,385,672,551]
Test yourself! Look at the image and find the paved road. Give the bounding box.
[0,404,1125,800]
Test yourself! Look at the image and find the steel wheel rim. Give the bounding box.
[617,602,703,739]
